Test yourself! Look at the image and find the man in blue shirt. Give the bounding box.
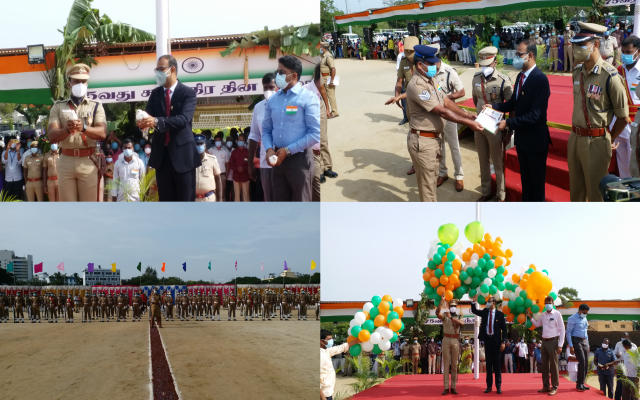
[263,55,321,202]
[594,338,619,398]
[566,303,591,392]
[491,32,501,48]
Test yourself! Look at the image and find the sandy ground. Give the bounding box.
[160,318,319,400]
[322,57,570,202]
[0,317,149,400]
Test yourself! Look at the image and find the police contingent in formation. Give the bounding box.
[0,287,321,324]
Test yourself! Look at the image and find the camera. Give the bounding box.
[599,174,640,202]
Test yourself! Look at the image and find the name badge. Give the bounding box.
[550,318,554,321]
[404,66,410,69]
[574,81,580,85]
[475,83,481,87]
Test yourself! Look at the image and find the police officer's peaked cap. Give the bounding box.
[403,36,419,51]
[66,63,91,80]
[448,298,458,306]
[478,46,498,66]
[413,45,439,63]
[570,22,607,43]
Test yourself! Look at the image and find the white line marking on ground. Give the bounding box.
[156,328,182,400]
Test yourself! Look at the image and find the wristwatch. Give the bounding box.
[284,147,291,157]
[154,118,158,127]
[82,120,87,133]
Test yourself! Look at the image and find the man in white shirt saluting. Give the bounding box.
[528,295,565,396]
[321,329,360,400]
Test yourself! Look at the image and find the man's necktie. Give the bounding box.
[164,88,171,146]
[489,310,493,335]
[517,74,524,99]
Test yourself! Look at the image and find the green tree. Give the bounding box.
[49,272,67,285]
[321,0,344,34]
[12,104,51,127]
[558,287,580,300]
[0,267,16,285]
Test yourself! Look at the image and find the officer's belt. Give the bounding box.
[47,176,58,180]
[196,190,215,199]
[571,126,606,137]
[61,147,95,157]
[313,149,321,155]
[322,73,330,76]
[410,128,440,138]
[444,333,459,338]
[27,178,42,182]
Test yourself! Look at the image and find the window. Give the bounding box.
[621,325,626,328]
[605,325,610,328]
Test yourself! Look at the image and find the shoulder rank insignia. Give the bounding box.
[418,90,431,101]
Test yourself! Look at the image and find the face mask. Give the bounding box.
[226,141,233,148]
[71,83,87,98]
[521,340,524,343]
[628,29,632,33]
[602,344,609,349]
[566,27,570,31]
[140,139,145,145]
[275,73,290,90]
[155,68,171,86]
[538,343,542,347]
[580,312,587,319]
[545,304,553,311]
[536,35,539,38]
[616,27,619,30]
[431,339,434,342]
[423,64,437,78]
[481,66,494,77]
[111,142,118,150]
[574,43,595,64]
[486,302,493,308]
[513,55,528,70]
[196,144,205,153]
[30,148,38,154]
[27,141,31,148]
[263,90,275,100]
[50,144,58,151]
[11,143,16,149]
[414,340,418,343]
[106,157,113,163]
[449,307,457,314]
[134,144,141,152]
[325,339,334,348]
[237,141,244,147]
[552,33,556,36]
[145,147,151,155]
[621,50,638,65]
[215,141,222,147]
[464,340,469,344]
[123,149,133,157]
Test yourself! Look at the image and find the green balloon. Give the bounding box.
[433,254,442,265]
[438,223,459,246]
[525,319,532,329]
[373,344,382,354]
[428,260,437,270]
[526,268,534,274]
[349,344,362,356]
[351,325,362,337]
[387,311,399,322]
[474,266,482,276]
[549,292,557,300]
[478,296,486,305]
[372,295,381,306]
[486,260,495,269]
[524,298,533,308]
[469,289,477,298]
[542,269,549,276]
[480,271,488,281]
[495,274,504,283]
[519,290,528,299]
[489,285,497,295]
[497,282,505,291]
[390,332,398,343]
[460,271,468,281]
[434,297,441,306]
[515,297,524,306]
[444,261,452,269]
[466,267,474,275]
[531,304,540,313]
[496,266,505,275]
[437,247,446,256]
[443,244,450,249]
[422,267,427,274]
[464,221,484,244]
[517,305,525,314]
[369,307,379,319]
[478,259,486,269]
[508,300,516,310]
[471,276,481,287]
[400,321,405,331]
[444,266,453,276]
[480,284,489,293]
[447,251,455,261]
[363,320,375,332]
[483,253,491,261]
[424,286,434,295]
[429,293,439,300]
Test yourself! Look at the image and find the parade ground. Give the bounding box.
[322,57,572,202]
[0,312,319,400]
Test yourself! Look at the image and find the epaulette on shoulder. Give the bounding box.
[603,65,618,76]
[473,71,482,76]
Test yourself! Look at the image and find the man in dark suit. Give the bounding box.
[137,55,201,201]
[471,294,509,394]
[489,39,551,201]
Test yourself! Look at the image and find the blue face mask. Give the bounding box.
[512,55,527,70]
[545,304,553,311]
[275,73,290,90]
[196,144,205,154]
[325,339,334,348]
[628,29,632,33]
[134,144,141,151]
[123,149,133,157]
[622,51,638,65]
[237,141,245,147]
[425,64,437,78]
[111,142,118,150]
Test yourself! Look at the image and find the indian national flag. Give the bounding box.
[286,105,297,114]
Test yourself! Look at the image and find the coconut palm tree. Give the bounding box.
[45,0,155,101]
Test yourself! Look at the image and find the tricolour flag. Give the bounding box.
[286,105,297,114]
[162,263,166,272]
[88,263,94,273]
[111,263,116,272]
[57,262,64,272]
[284,261,288,271]
[7,262,13,272]
[311,260,316,270]
[182,262,186,272]
[137,262,142,272]
[34,262,43,273]
[208,261,211,271]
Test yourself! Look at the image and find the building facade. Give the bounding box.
[83,268,120,286]
[0,250,33,282]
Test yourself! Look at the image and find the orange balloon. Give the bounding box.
[462,252,470,262]
[503,269,509,276]
[522,273,530,280]
[477,246,485,257]
[529,325,536,331]
[517,314,527,324]
[382,294,393,302]
[358,330,371,341]
[374,314,386,327]
[430,277,440,288]
[466,247,473,254]
[445,282,455,291]
[437,286,445,296]
[378,301,390,313]
[519,279,529,290]
[493,247,505,257]
[529,264,537,271]
[503,305,511,314]
[484,233,492,240]
[494,257,503,267]
[505,258,511,267]
[505,249,513,258]
[485,238,494,248]
[363,311,370,320]
[452,259,462,269]
[487,248,494,256]
[512,274,520,283]
[423,271,432,281]
[380,309,390,318]
[444,290,453,301]
[389,318,402,332]
[495,236,503,244]
[393,306,404,318]
[506,313,515,322]
[439,275,449,285]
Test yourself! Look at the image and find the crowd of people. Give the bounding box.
[0,287,321,324]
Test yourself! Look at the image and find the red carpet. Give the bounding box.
[461,74,618,202]
[351,373,602,399]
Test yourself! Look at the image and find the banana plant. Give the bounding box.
[49,0,155,101]
[221,24,321,59]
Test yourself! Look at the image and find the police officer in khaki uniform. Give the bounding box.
[472,46,513,202]
[411,337,422,374]
[436,295,463,395]
[212,290,221,321]
[14,291,25,323]
[401,338,412,373]
[132,292,142,321]
[569,22,629,202]
[534,30,544,45]
[387,45,481,201]
[31,292,41,323]
[599,30,618,65]
[395,36,419,128]
[47,63,107,202]
[149,287,162,328]
[548,29,560,71]
[91,291,99,320]
[22,141,45,201]
[164,292,174,321]
[564,23,576,72]
[228,290,237,321]
[320,42,339,118]
[194,134,222,201]
[83,292,92,322]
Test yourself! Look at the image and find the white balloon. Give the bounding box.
[483,278,492,286]
[464,277,473,285]
[430,239,439,247]
[354,312,366,325]
[393,298,403,309]
[348,327,353,337]
[361,340,374,352]
[487,269,497,278]
[511,292,518,301]
[379,340,391,351]
[471,253,479,260]
[370,332,382,345]
[470,259,478,268]
[384,328,394,340]
[349,318,359,328]
[515,287,522,296]
[363,302,374,313]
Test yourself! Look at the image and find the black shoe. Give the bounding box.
[324,169,338,178]
[398,118,407,125]
[442,389,449,395]
[484,389,491,393]
[320,175,326,184]
[451,388,457,394]
[576,385,585,392]
[584,386,589,390]
[497,388,502,394]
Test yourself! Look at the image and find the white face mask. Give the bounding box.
[106,157,113,163]
[602,344,608,349]
[50,144,58,151]
[486,302,493,308]
[263,90,275,100]
[226,141,233,148]
[481,66,494,77]
[30,147,38,154]
[144,147,151,155]
[449,307,457,314]
[71,83,87,98]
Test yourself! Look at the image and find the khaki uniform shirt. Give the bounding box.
[48,97,106,149]
[406,73,446,133]
[195,153,221,194]
[472,71,513,111]
[410,343,421,357]
[442,312,462,336]
[534,37,544,45]
[43,151,59,177]
[23,152,44,179]
[599,37,617,58]
[402,343,411,358]
[564,30,575,46]
[572,57,629,129]
[434,63,464,98]
[549,36,559,47]
[397,57,414,90]
[320,52,335,75]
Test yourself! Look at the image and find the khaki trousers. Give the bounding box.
[58,154,98,202]
[228,303,236,319]
[428,354,436,373]
[26,180,44,201]
[407,132,442,202]
[412,355,421,374]
[322,76,339,116]
[83,305,91,320]
[218,174,227,202]
[475,129,505,200]
[439,120,464,180]
[442,337,460,389]
[313,151,322,202]
[195,192,215,202]
[320,100,332,170]
[233,181,250,202]
[46,180,59,202]
[564,45,574,71]
[568,132,611,202]
[541,338,560,389]
[549,48,559,70]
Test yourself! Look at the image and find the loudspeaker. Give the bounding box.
[363,27,373,44]
[407,22,419,37]
[474,23,483,38]
[332,31,338,42]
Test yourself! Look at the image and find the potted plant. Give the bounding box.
[360,41,370,60]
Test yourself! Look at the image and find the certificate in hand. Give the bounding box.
[476,107,504,134]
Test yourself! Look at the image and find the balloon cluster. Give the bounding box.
[347,295,404,356]
[502,265,556,329]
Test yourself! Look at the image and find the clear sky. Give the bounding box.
[1,203,319,282]
[321,203,640,302]
[0,0,320,49]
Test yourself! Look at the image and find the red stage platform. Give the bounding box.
[461,74,618,202]
[351,373,602,399]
